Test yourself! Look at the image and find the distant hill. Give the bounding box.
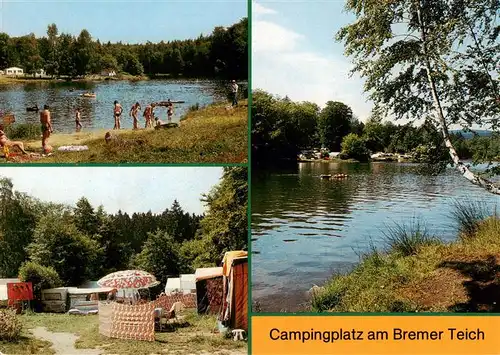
[450,129,493,139]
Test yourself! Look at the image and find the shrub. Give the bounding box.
[340,133,370,162]
[4,123,40,140]
[189,103,200,112]
[310,282,346,312]
[18,261,62,299]
[0,308,22,341]
[451,199,494,239]
[382,218,438,256]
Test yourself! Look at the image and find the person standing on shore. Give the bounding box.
[75,108,83,131]
[230,80,238,106]
[113,100,123,130]
[143,104,153,128]
[40,105,53,153]
[129,102,141,130]
[167,99,174,122]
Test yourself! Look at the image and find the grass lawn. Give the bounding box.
[311,216,500,313]
[1,310,246,355]
[7,101,247,164]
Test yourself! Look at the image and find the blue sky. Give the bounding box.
[0,167,223,215]
[252,1,374,121]
[0,0,247,43]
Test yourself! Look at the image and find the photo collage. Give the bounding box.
[0,0,499,354]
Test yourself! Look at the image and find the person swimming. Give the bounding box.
[113,100,123,130]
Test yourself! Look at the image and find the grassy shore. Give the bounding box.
[10,100,247,163]
[0,74,148,85]
[311,212,500,313]
[1,310,245,355]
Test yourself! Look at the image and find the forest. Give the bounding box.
[0,167,247,296]
[252,90,500,168]
[0,18,247,79]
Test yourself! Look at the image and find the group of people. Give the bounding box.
[0,79,239,157]
[112,99,175,130]
[0,104,53,156]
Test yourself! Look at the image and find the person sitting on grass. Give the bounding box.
[154,117,177,129]
[0,127,29,155]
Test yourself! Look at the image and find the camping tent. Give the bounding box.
[165,274,196,294]
[0,279,20,301]
[220,251,248,331]
[195,267,223,315]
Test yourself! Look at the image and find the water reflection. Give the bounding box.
[0,79,241,133]
[252,162,500,312]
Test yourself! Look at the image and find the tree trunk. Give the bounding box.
[415,1,500,195]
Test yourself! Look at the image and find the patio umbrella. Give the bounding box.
[97,270,160,290]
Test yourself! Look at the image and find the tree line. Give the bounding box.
[0,167,247,297]
[0,18,247,79]
[252,90,499,169]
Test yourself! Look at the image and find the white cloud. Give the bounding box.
[252,16,374,121]
[253,20,304,53]
[253,2,277,15]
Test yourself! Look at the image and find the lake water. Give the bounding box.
[251,162,500,312]
[0,79,234,133]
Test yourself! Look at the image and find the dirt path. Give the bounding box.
[31,327,102,355]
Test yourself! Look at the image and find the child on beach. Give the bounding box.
[113,100,123,130]
[167,99,174,122]
[75,108,82,131]
[129,102,141,130]
[143,104,155,128]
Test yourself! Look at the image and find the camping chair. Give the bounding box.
[157,301,185,331]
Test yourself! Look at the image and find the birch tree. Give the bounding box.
[337,0,500,194]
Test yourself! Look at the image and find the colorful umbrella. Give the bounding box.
[97,270,160,289]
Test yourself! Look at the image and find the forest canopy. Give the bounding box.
[251,90,499,169]
[0,18,248,79]
[0,167,248,289]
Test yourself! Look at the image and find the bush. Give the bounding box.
[310,282,346,312]
[340,133,370,161]
[382,218,438,256]
[189,103,200,112]
[0,309,22,341]
[18,261,62,299]
[4,123,40,140]
[451,199,494,239]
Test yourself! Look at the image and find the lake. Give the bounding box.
[0,79,237,133]
[251,162,500,312]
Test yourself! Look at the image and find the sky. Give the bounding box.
[252,0,374,122]
[0,167,223,214]
[0,0,247,43]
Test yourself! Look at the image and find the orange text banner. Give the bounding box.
[252,316,500,354]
